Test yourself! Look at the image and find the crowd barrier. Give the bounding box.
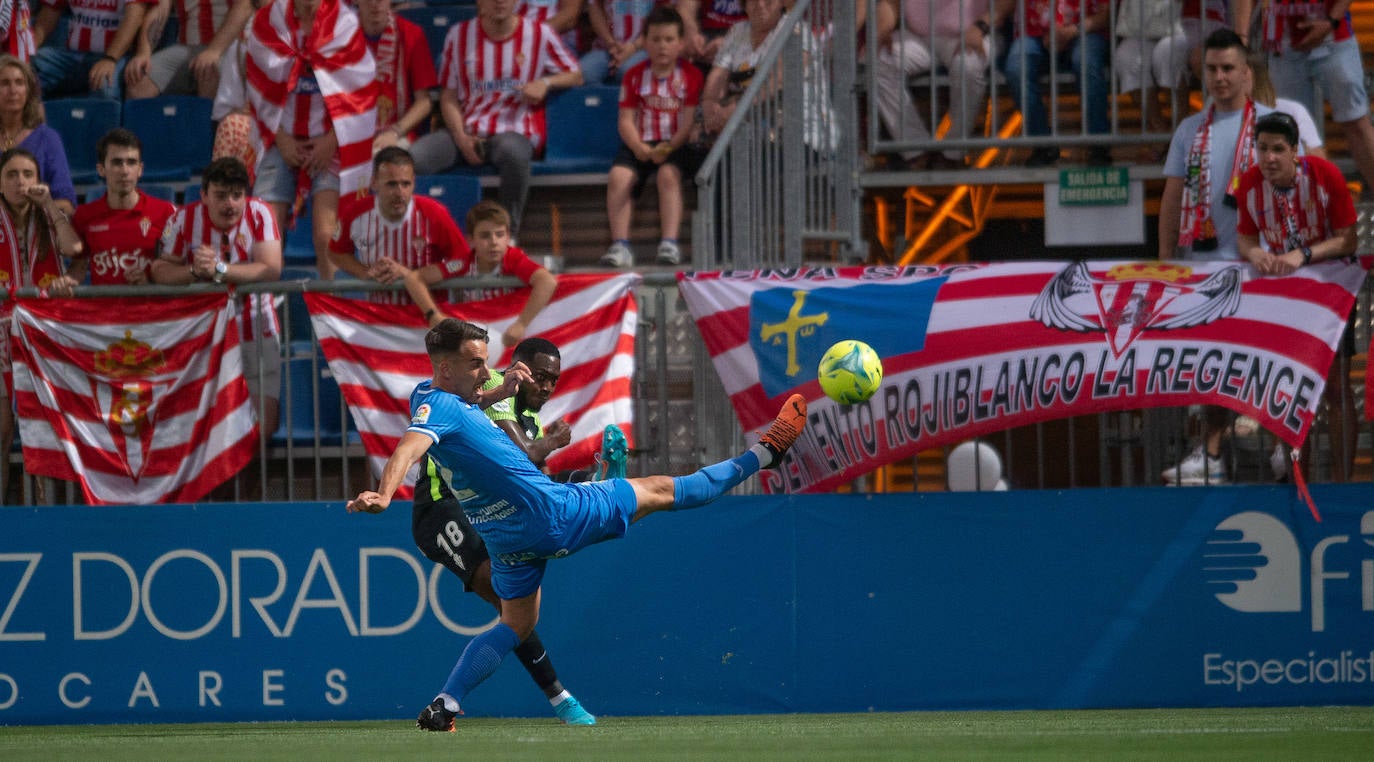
[2,485,1372,724]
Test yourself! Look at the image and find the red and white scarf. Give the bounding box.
[1257,159,1333,253]
[244,0,378,204]
[1260,0,1347,53]
[1178,99,1257,249]
[370,14,408,130]
[0,0,35,61]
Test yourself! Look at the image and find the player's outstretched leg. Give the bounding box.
[672,393,807,509]
[513,633,596,725]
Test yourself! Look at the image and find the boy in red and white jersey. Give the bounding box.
[71,128,176,286]
[328,147,470,306]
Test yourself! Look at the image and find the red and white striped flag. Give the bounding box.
[306,272,640,492]
[11,295,258,504]
[245,0,378,198]
[678,260,1368,494]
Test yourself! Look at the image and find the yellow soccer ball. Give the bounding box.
[817,340,883,404]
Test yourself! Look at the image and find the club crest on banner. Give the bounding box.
[1031,261,1243,357]
[93,330,169,479]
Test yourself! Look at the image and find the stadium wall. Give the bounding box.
[3,486,1373,725]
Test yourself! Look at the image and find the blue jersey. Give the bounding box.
[406,380,566,554]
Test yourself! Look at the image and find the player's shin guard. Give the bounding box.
[671,451,760,509]
[442,622,521,702]
[514,631,562,695]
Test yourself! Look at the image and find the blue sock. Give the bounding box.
[671,451,760,509]
[441,622,521,703]
[614,238,630,246]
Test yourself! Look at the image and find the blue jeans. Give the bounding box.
[578,47,647,86]
[31,47,125,101]
[1002,33,1109,138]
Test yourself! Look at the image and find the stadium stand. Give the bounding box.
[273,355,349,447]
[121,95,214,182]
[537,85,622,177]
[416,173,482,229]
[44,98,120,186]
[395,4,478,68]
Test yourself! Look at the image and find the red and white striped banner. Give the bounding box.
[678,260,1368,494]
[306,272,640,493]
[11,295,258,504]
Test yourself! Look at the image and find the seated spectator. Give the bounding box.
[386,199,556,349]
[70,128,177,286]
[328,146,470,305]
[126,0,255,99]
[0,0,36,62]
[150,157,285,440]
[0,55,75,215]
[1001,0,1111,167]
[580,0,652,85]
[1114,0,1184,135]
[410,0,582,239]
[31,0,155,100]
[0,147,83,503]
[600,6,702,268]
[518,0,584,50]
[355,0,438,153]
[244,0,378,280]
[873,0,1011,170]
[677,0,746,67]
[700,0,836,154]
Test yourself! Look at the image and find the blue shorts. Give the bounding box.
[253,145,341,203]
[487,479,637,599]
[1268,37,1371,123]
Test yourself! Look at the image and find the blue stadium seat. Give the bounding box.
[122,96,214,181]
[278,266,318,354]
[272,356,349,446]
[183,183,200,204]
[282,206,316,265]
[396,5,476,67]
[537,86,622,175]
[415,174,481,230]
[44,98,121,185]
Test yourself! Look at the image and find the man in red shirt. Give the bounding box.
[355,0,439,152]
[328,146,470,305]
[71,128,176,286]
[1236,110,1359,481]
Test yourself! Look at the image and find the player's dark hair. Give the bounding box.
[513,337,560,364]
[466,199,511,234]
[644,5,683,34]
[1255,112,1300,148]
[372,145,415,173]
[426,318,489,358]
[201,157,251,194]
[1203,28,1248,56]
[96,127,142,163]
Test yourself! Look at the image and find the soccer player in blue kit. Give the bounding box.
[346,318,807,731]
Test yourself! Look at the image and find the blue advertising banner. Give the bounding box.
[2,486,1373,725]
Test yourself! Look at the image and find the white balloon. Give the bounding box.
[947,441,1004,491]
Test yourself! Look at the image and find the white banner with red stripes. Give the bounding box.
[11,295,258,504]
[678,260,1368,494]
[306,272,640,493]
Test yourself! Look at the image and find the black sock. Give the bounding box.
[513,631,563,698]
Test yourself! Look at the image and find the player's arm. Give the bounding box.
[503,267,556,347]
[349,430,435,513]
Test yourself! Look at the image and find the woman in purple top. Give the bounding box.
[0,55,75,214]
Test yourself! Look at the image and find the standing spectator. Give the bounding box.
[0,147,83,503]
[1235,111,1359,481]
[126,0,256,99]
[0,0,36,62]
[387,199,556,349]
[31,0,155,100]
[244,0,378,280]
[580,0,652,85]
[328,146,470,305]
[409,0,582,239]
[873,0,1012,170]
[150,157,285,441]
[1237,0,1374,198]
[677,0,745,66]
[1001,0,1112,167]
[70,128,176,286]
[1158,28,1271,485]
[0,55,75,215]
[600,5,702,268]
[355,0,438,153]
[1251,51,1324,158]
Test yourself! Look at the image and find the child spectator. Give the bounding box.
[600,5,702,268]
[70,128,176,286]
[387,199,556,350]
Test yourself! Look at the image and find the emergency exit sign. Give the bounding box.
[1059,167,1129,206]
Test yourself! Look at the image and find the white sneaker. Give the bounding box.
[600,242,633,268]
[1161,446,1228,486]
[656,240,681,265]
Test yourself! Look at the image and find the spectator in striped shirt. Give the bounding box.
[31,0,157,100]
[328,146,471,306]
[409,0,583,238]
[580,0,652,85]
[600,5,702,268]
[151,157,285,440]
[126,0,255,99]
[387,199,557,349]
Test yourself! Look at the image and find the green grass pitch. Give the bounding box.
[3,707,1373,760]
